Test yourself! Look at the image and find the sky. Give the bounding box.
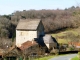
[0,0,80,15]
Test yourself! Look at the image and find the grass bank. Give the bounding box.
[51,28,80,44]
[71,56,79,60]
[35,54,69,60]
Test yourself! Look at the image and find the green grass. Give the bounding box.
[51,28,80,44]
[57,39,69,44]
[71,56,80,60]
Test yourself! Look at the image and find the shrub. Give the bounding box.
[78,52,80,60]
[78,52,80,55]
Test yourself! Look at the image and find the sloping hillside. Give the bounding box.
[51,27,80,44]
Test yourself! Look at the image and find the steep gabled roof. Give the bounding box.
[16,19,41,30]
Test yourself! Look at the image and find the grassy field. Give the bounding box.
[51,28,80,44]
[71,56,79,60]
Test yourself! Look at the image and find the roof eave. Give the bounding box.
[16,29,37,31]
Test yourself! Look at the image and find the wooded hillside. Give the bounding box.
[0,6,80,40]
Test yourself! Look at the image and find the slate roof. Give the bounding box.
[18,41,38,50]
[43,35,55,44]
[16,19,41,30]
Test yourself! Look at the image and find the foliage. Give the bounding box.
[78,52,80,55]
[0,6,80,37]
[71,56,79,60]
[0,6,80,49]
[69,46,75,51]
[10,7,80,33]
[51,28,80,44]
[50,49,59,55]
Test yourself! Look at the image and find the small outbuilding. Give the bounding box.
[43,35,58,49]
